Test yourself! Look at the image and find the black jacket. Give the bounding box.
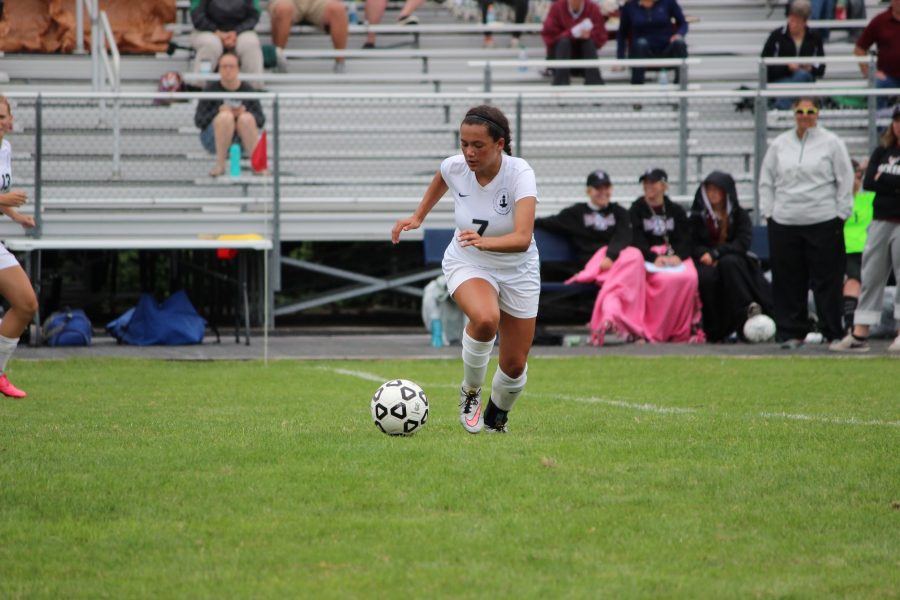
[863,144,900,221]
[689,171,753,261]
[191,0,260,34]
[194,81,266,130]
[628,196,692,261]
[761,24,825,82]
[535,201,632,264]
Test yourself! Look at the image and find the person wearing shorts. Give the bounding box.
[391,105,539,434]
[268,0,349,73]
[0,95,39,398]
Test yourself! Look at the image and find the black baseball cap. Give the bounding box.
[639,167,668,183]
[586,169,612,188]
[892,103,900,120]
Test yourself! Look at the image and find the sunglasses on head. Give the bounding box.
[795,107,819,115]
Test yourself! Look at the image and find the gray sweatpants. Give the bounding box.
[854,219,900,326]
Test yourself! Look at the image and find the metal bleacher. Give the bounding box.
[0,0,892,319]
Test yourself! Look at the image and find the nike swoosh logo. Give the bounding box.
[459,193,469,197]
[465,404,482,427]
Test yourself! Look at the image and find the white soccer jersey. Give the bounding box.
[0,140,11,194]
[440,153,539,269]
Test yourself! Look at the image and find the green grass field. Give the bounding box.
[1,356,898,599]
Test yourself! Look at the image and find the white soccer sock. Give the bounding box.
[0,335,19,373]
[491,364,527,412]
[461,330,494,391]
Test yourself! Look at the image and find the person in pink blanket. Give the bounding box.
[570,167,702,344]
[541,169,644,345]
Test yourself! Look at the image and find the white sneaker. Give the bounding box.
[459,386,483,433]
[828,334,870,352]
[888,335,900,353]
[275,47,288,73]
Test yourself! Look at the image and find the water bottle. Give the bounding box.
[486,3,496,25]
[229,142,241,177]
[347,1,358,24]
[658,69,669,86]
[430,318,443,347]
[517,45,528,74]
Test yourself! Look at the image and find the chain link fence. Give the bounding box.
[3,88,896,237]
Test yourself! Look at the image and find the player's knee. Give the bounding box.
[18,294,38,319]
[467,314,499,339]
[499,358,526,379]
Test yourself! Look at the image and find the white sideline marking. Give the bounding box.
[550,393,696,415]
[760,411,900,428]
[321,367,898,427]
[318,366,387,383]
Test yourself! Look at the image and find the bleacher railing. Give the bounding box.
[3,86,898,317]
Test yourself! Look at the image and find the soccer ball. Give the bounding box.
[743,314,776,343]
[371,379,428,436]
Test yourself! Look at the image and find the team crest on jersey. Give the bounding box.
[643,215,673,236]
[493,188,512,215]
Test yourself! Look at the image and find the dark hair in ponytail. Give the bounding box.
[462,105,513,155]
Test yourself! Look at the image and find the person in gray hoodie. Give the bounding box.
[758,97,854,348]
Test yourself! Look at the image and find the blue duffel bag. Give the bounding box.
[43,308,93,347]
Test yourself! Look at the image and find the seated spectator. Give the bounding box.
[194,53,266,177]
[541,0,608,86]
[625,167,703,343]
[830,104,900,353]
[786,0,835,41]
[689,171,774,342]
[191,0,264,89]
[362,0,425,48]
[568,168,702,344]
[269,0,349,73]
[543,170,644,345]
[481,0,530,49]
[536,169,631,270]
[841,158,875,333]
[762,0,826,110]
[852,0,900,111]
[615,0,688,85]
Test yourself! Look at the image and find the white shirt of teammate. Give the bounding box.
[0,140,11,194]
[440,153,539,269]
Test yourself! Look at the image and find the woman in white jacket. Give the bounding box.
[758,97,854,348]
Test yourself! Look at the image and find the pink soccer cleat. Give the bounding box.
[0,373,27,398]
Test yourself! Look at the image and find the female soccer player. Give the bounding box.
[391,105,539,434]
[0,95,39,398]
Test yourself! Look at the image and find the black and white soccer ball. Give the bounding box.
[743,314,776,343]
[371,379,428,436]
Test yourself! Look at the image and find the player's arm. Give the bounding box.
[0,206,34,229]
[459,197,536,253]
[391,170,448,244]
[0,190,27,207]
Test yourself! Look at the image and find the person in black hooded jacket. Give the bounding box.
[690,171,774,342]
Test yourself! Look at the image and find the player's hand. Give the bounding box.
[457,228,484,249]
[222,31,237,48]
[0,191,27,207]
[699,252,713,266]
[391,215,422,244]
[599,257,614,271]
[14,213,35,229]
